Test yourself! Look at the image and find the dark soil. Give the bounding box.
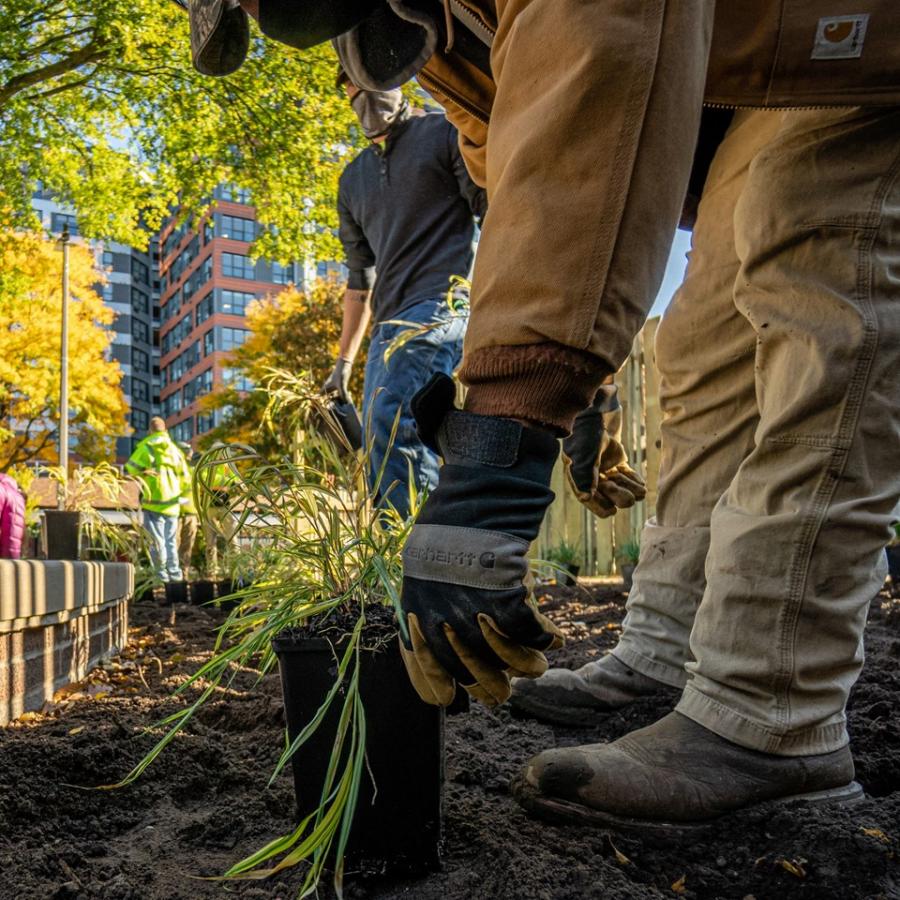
[1,587,898,900]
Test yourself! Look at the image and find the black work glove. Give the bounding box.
[562,384,645,518]
[322,357,352,403]
[399,374,564,708]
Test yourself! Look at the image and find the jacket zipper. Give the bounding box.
[704,101,846,111]
[448,0,495,49]
[418,69,490,126]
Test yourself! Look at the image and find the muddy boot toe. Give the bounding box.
[509,654,676,725]
[514,712,863,833]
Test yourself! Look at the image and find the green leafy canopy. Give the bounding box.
[0,1,364,259]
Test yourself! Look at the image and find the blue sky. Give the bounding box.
[649,228,691,318]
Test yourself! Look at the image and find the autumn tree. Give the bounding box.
[0,231,128,470]
[199,278,363,457]
[0,1,362,260]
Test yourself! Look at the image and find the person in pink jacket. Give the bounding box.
[0,473,26,559]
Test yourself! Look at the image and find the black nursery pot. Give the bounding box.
[164,580,188,605]
[190,580,216,605]
[42,510,81,560]
[215,579,241,611]
[562,563,580,587]
[272,632,444,878]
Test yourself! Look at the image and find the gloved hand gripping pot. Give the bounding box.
[563,383,646,518]
[399,374,564,708]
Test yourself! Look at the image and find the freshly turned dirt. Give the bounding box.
[1,587,898,900]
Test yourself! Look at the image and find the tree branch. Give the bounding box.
[0,36,108,107]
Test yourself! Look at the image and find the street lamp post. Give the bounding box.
[58,224,70,510]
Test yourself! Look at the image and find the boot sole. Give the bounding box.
[512,778,865,841]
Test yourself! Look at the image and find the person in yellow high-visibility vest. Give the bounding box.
[125,418,190,582]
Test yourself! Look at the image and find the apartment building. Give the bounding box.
[157,186,307,446]
[32,191,161,460]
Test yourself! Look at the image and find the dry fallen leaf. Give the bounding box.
[778,858,806,878]
[671,874,687,893]
[860,827,891,844]
[609,839,630,865]
[68,726,85,736]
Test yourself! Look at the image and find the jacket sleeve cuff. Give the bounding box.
[459,343,613,435]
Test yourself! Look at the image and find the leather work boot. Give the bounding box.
[513,712,863,836]
[509,654,677,725]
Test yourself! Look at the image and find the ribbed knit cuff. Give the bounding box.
[459,343,613,435]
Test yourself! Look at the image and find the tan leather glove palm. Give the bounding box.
[563,386,646,518]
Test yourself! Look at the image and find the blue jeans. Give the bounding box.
[144,510,183,582]
[363,297,467,519]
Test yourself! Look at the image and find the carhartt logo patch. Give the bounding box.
[812,14,869,60]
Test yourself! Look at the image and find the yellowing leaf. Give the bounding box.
[778,859,806,878]
[860,827,891,844]
[68,726,85,736]
[671,874,687,893]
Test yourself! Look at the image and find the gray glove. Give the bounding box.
[322,357,352,402]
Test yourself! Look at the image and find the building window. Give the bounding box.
[51,212,78,236]
[219,183,252,204]
[271,261,294,285]
[223,367,254,392]
[195,292,215,325]
[101,283,115,302]
[171,418,195,442]
[184,254,212,298]
[220,289,253,316]
[163,222,187,260]
[221,327,249,351]
[162,291,180,323]
[102,250,114,268]
[132,348,150,372]
[132,287,149,315]
[197,413,216,434]
[181,367,214,406]
[132,409,149,433]
[132,318,150,344]
[132,378,150,402]
[161,392,183,417]
[220,215,256,242]
[203,329,215,356]
[131,258,150,285]
[222,252,255,280]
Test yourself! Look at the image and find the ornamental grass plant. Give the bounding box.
[113,369,418,897]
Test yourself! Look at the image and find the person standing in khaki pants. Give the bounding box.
[186,0,900,829]
[513,105,900,819]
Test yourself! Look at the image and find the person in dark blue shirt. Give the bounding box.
[323,75,485,518]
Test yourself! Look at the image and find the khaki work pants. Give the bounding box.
[614,107,900,755]
[177,513,198,576]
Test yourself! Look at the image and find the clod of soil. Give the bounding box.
[1,587,898,899]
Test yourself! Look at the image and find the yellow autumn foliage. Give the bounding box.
[0,230,127,469]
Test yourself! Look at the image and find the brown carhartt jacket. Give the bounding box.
[365,2,900,431]
[422,1,900,187]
